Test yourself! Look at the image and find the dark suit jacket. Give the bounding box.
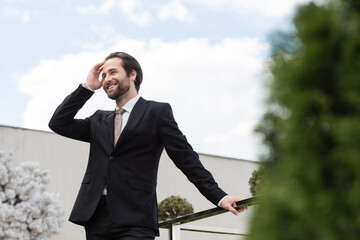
[48,85,227,234]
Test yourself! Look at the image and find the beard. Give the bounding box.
[106,79,131,100]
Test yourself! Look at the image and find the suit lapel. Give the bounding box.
[103,111,116,147]
[115,97,149,148]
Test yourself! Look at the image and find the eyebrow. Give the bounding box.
[102,68,117,78]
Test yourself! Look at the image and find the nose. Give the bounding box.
[103,74,112,85]
[101,76,109,89]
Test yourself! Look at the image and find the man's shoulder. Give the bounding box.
[141,97,170,107]
[138,97,171,109]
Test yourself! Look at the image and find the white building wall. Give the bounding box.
[0,125,259,240]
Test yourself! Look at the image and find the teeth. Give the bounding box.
[107,83,116,90]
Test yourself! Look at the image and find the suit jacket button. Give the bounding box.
[109,156,114,160]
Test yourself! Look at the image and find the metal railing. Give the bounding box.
[159,196,259,240]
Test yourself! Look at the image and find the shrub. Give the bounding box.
[158,195,194,221]
[248,166,265,196]
[0,151,64,239]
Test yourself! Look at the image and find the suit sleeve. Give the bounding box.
[158,103,227,205]
[48,84,94,142]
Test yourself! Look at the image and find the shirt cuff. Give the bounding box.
[217,195,229,207]
[82,83,95,92]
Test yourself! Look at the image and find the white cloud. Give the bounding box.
[17,37,268,160]
[231,0,311,17]
[75,0,153,26]
[184,0,311,18]
[118,0,153,26]
[76,0,153,26]
[76,0,116,15]
[1,7,41,23]
[73,0,310,27]
[157,0,196,23]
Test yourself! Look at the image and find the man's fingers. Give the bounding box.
[94,60,105,69]
[235,204,248,209]
[227,202,246,216]
[229,203,248,215]
[92,61,105,76]
[227,205,239,216]
[236,204,248,213]
[97,66,104,79]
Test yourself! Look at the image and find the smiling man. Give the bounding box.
[49,52,246,240]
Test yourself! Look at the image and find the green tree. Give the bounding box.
[158,195,194,221]
[247,0,360,239]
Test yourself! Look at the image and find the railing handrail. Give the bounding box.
[159,196,259,229]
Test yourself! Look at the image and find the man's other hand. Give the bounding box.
[220,196,248,216]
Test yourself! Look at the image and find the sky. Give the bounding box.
[0,0,311,161]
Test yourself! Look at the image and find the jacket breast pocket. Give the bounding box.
[82,173,92,184]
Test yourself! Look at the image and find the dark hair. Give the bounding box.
[105,52,143,92]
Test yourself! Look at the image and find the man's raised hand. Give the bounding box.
[85,61,105,90]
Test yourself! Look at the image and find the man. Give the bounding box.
[49,52,246,240]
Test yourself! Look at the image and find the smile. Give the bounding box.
[107,82,117,91]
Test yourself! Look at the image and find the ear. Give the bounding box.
[130,70,137,82]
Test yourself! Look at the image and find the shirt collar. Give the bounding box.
[115,94,140,113]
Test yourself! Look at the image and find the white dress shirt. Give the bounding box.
[115,94,140,131]
[81,82,140,131]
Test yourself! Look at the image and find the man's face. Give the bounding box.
[101,58,132,100]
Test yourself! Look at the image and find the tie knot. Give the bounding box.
[116,108,125,115]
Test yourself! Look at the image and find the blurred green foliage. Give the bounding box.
[247,0,360,239]
[158,195,194,221]
[249,166,265,196]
